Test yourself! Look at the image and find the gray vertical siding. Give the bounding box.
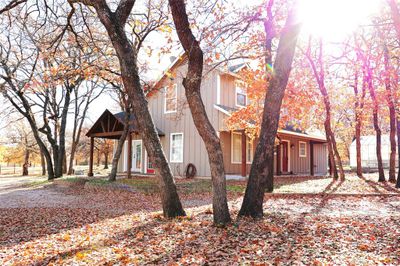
[114,61,328,177]
[220,131,328,176]
[145,64,222,177]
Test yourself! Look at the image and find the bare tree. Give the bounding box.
[68,81,103,175]
[304,39,345,181]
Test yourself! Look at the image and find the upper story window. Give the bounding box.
[164,84,177,113]
[299,141,307,157]
[235,85,247,107]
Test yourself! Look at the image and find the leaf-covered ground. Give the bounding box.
[0,174,399,265]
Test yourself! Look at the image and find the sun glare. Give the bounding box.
[298,0,382,40]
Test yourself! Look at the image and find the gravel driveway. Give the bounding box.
[0,176,82,209]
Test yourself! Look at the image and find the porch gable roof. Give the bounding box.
[86,109,165,139]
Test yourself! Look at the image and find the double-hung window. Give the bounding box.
[299,141,307,157]
[170,133,183,163]
[164,84,177,113]
[235,85,247,107]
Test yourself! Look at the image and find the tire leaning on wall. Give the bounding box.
[185,163,197,179]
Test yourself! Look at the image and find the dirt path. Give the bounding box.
[0,176,85,209]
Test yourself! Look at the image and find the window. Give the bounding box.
[235,86,247,107]
[164,84,177,113]
[170,133,183,163]
[231,132,253,163]
[299,141,307,157]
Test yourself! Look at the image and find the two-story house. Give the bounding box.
[86,56,328,178]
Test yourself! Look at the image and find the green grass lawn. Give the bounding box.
[110,174,399,195]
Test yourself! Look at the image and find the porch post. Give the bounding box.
[88,137,94,177]
[276,143,281,176]
[241,130,247,177]
[310,141,314,176]
[127,133,132,178]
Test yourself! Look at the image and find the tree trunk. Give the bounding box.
[55,87,72,178]
[367,69,385,182]
[238,8,301,218]
[355,121,362,177]
[109,112,130,182]
[68,142,77,175]
[62,151,67,174]
[40,152,46,176]
[306,40,344,180]
[326,132,339,179]
[85,1,185,218]
[353,70,365,178]
[396,117,400,188]
[168,0,231,225]
[97,150,100,167]
[22,149,29,176]
[384,46,397,182]
[103,152,109,169]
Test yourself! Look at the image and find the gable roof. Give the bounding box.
[151,53,247,93]
[86,109,165,139]
[228,63,249,73]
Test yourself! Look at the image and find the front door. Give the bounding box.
[132,140,142,172]
[281,141,289,173]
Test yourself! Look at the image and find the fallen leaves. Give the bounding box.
[0,174,399,265]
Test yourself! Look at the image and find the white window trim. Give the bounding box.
[170,133,184,163]
[164,84,177,114]
[144,149,148,173]
[299,141,307,158]
[123,141,127,172]
[231,132,253,164]
[235,85,247,108]
[281,140,291,173]
[216,74,221,105]
[132,140,143,172]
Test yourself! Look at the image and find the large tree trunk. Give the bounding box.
[109,112,130,182]
[384,46,397,182]
[238,8,301,218]
[168,0,231,225]
[82,0,185,218]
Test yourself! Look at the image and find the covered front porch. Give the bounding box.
[85,109,164,178]
[219,128,328,178]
